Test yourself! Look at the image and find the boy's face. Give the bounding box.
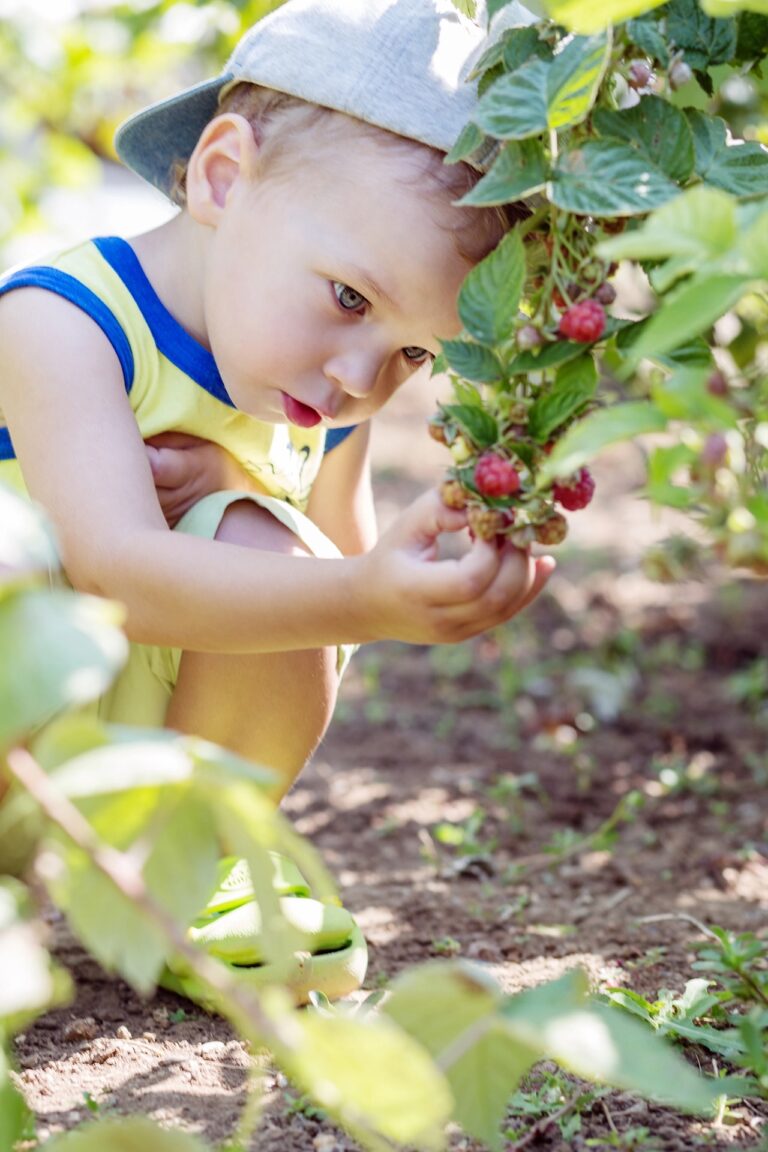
[200,131,474,429]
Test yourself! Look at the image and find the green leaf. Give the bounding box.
[451,0,477,16]
[651,367,739,426]
[142,794,220,929]
[442,403,499,448]
[43,1117,209,1152]
[442,340,505,384]
[0,918,54,1020]
[538,402,668,481]
[446,120,486,165]
[551,139,679,217]
[290,1010,454,1151]
[473,34,610,138]
[619,274,747,370]
[527,356,598,442]
[508,339,586,374]
[0,484,58,587]
[501,26,553,72]
[596,184,738,270]
[474,56,550,139]
[472,26,551,84]
[46,839,170,994]
[546,32,612,131]
[0,1049,33,1152]
[593,97,695,184]
[686,110,768,198]
[386,961,537,1151]
[543,0,666,34]
[736,202,768,279]
[501,972,722,1113]
[626,12,670,64]
[458,229,526,344]
[666,0,738,69]
[0,589,127,751]
[459,139,548,205]
[734,11,768,60]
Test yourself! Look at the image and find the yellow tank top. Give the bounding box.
[0,236,351,505]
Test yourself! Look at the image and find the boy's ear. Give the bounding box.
[185,113,259,225]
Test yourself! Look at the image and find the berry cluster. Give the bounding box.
[434,211,607,546]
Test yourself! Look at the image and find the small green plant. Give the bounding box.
[605,920,768,1095]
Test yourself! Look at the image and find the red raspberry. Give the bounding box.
[441,479,468,510]
[474,453,520,498]
[535,513,568,545]
[700,433,728,470]
[707,371,728,396]
[558,300,606,344]
[553,467,596,511]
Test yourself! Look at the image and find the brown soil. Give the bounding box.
[13,382,768,1151]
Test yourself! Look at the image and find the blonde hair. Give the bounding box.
[170,83,524,263]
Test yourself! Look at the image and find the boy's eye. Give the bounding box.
[333,282,368,312]
[403,346,432,365]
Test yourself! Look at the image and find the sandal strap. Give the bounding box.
[204,852,310,915]
[190,896,355,965]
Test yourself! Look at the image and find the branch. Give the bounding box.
[5,746,301,1056]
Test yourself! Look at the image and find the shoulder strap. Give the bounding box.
[0,265,135,392]
[0,264,136,460]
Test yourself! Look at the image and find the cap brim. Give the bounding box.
[115,75,232,197]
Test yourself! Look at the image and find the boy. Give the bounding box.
[0,0,552,997]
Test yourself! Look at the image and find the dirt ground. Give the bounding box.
[12,379,768,1151]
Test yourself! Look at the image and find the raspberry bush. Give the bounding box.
[439,0,768,569]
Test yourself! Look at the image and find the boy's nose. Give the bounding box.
[323,350,382,399]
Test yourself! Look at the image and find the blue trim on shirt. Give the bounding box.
[324,426,357,453]
[0,265,137,461]
[0,267,135,393]
[0,426,14,461]
[0,238,361,464]
[93,236,235,407]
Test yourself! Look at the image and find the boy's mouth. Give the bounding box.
[281,393,322,429]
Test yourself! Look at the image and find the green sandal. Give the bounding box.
[161,854,368,1007]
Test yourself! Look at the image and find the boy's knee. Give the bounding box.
[215,500,311,557]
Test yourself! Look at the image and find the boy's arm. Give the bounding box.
[305,423,377,555]
[0,290,553,653]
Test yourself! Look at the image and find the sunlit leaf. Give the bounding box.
[0,590,127,751]
[43,1117,209,1152]
[593,97,695,184]
[551,139,678,216]
[290,1010,453,1151]
[539,403,668,481]
[543,0,666,34]
[386,961,537,1150]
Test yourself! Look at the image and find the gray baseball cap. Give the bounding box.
[115,0,490,198]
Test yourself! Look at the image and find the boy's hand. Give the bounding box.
[358,489,554,644]
[145,432,265,527]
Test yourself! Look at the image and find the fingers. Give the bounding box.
[387,488,467,554]
[407,535,555,638]
[146,444,191,489]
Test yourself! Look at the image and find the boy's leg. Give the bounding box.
[165,499,338,802]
